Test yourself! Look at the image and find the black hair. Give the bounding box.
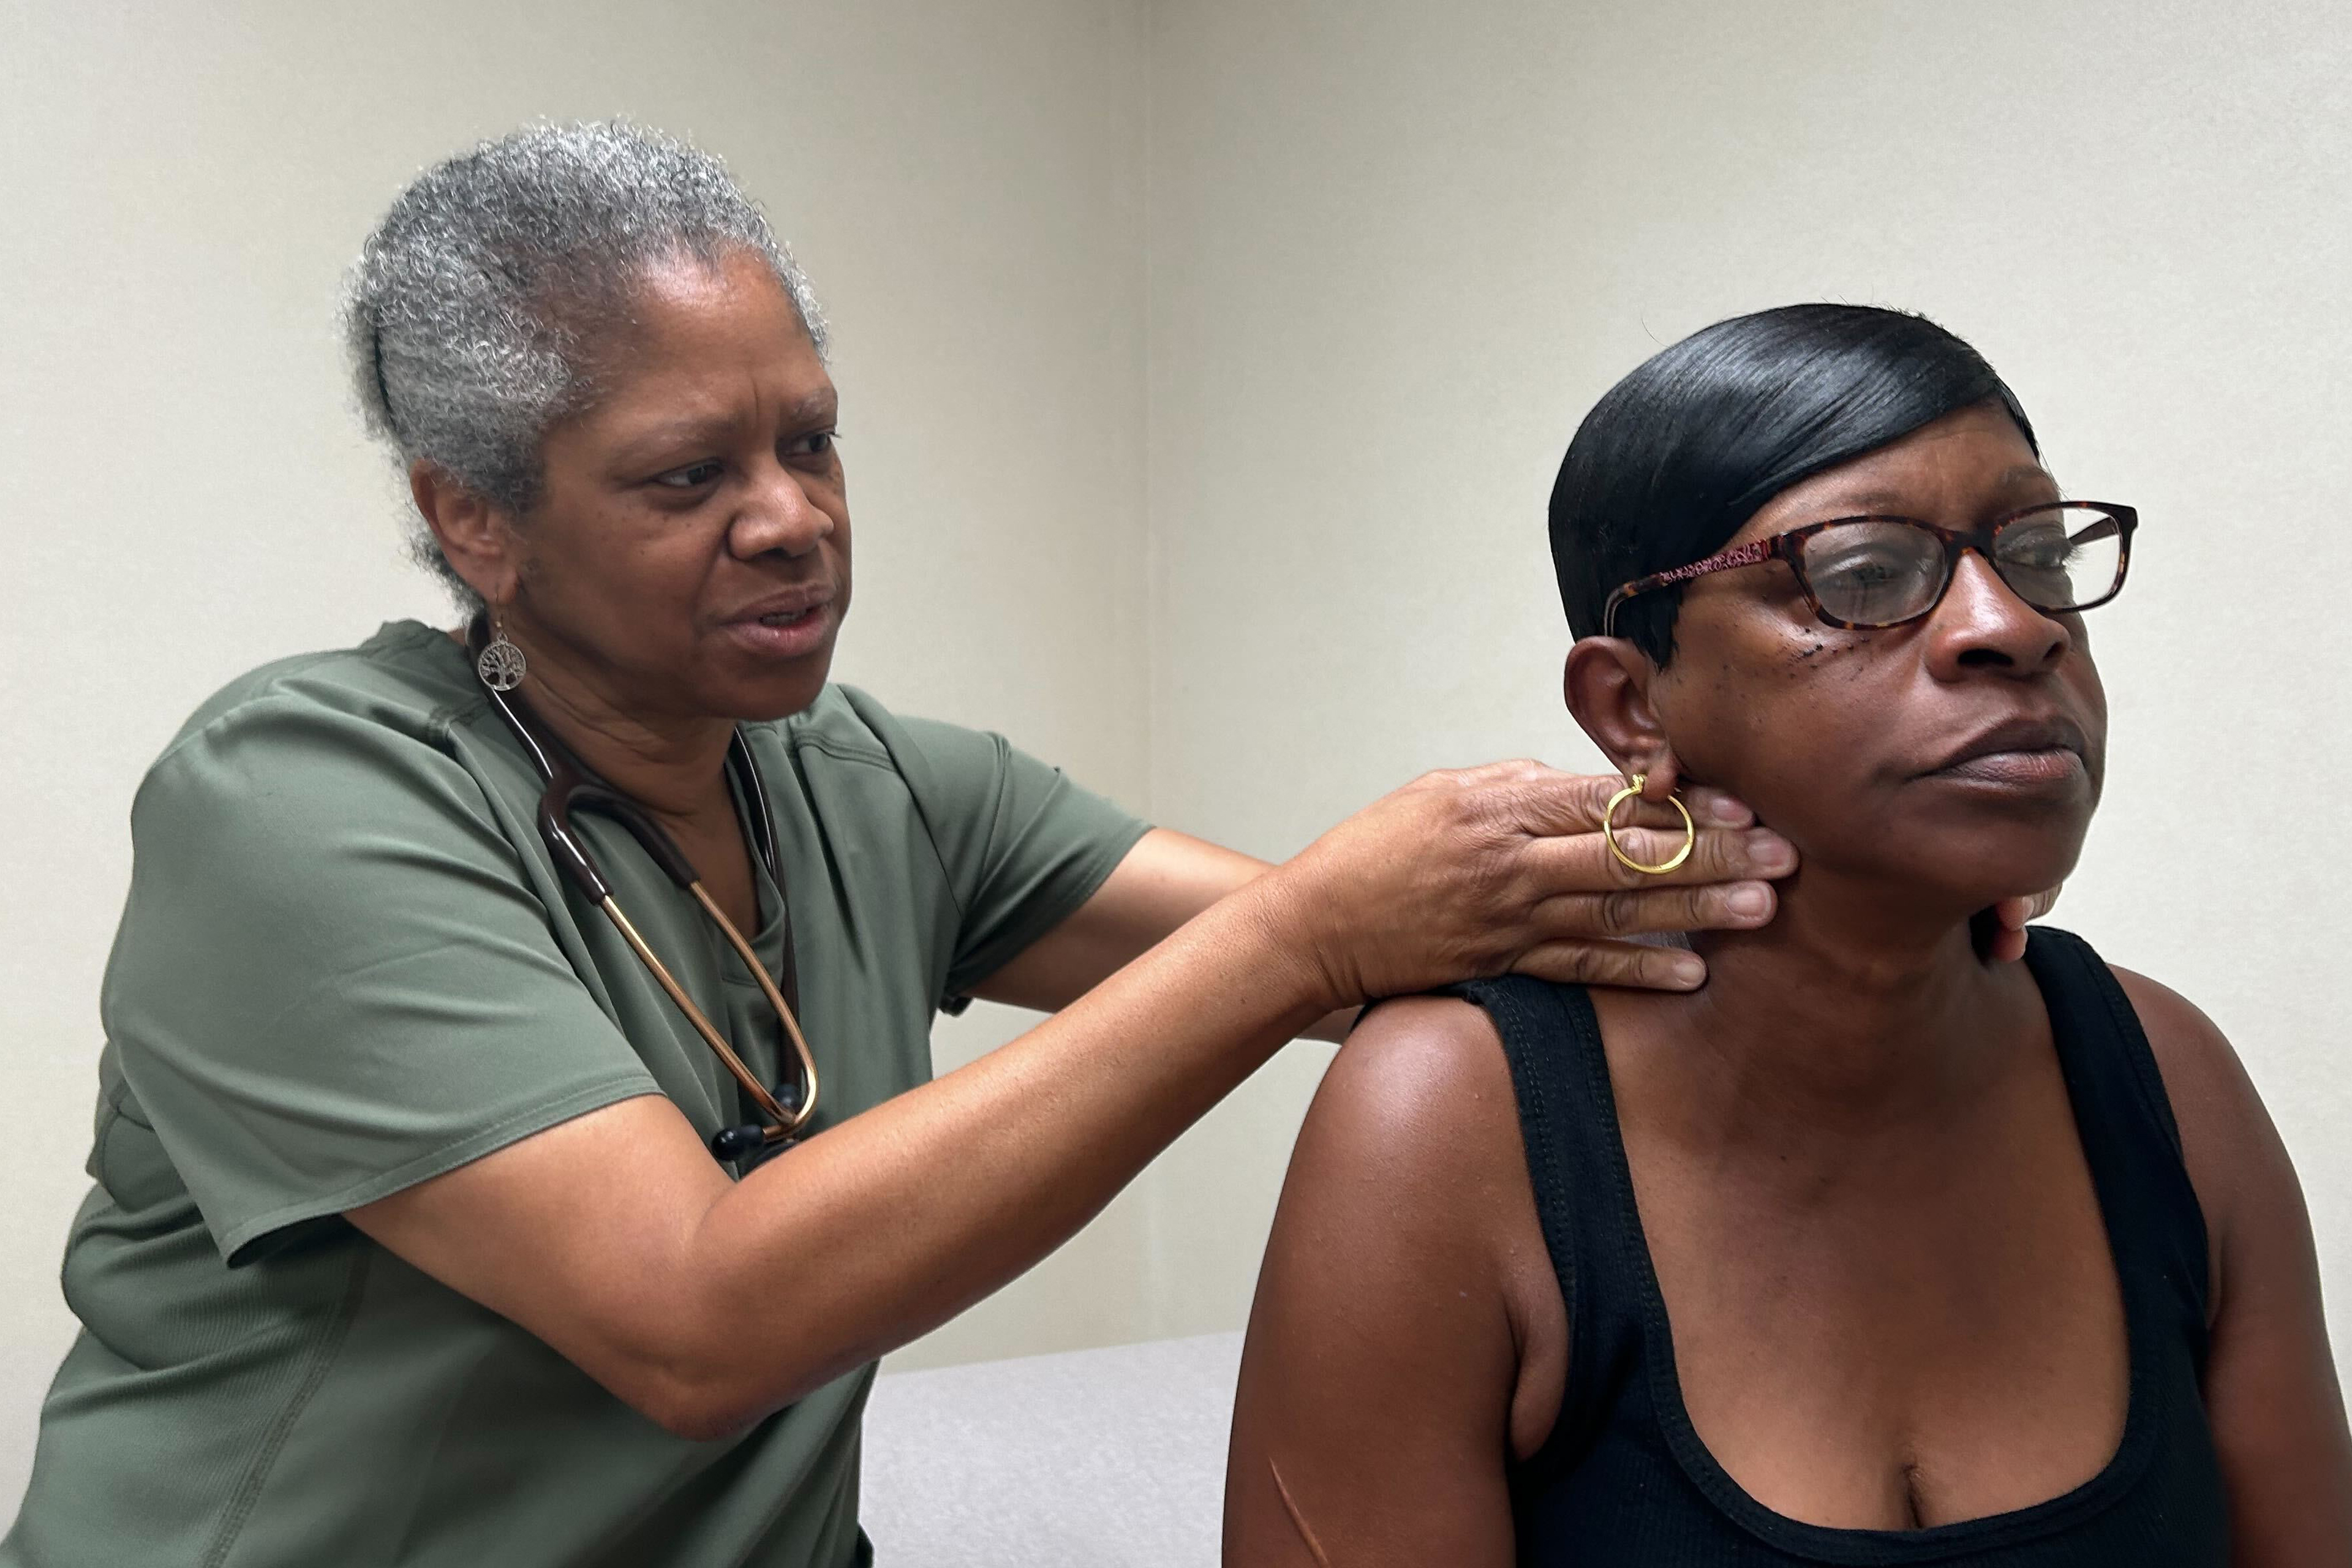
[1547,304,2037,663]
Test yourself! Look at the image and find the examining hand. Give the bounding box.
[1252,761,1796,1009]
[1983,885,2063,963]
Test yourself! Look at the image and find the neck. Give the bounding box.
[467,621,736,822]
[1664,869,2029,1133]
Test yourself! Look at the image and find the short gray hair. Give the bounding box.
[342,119,828,607]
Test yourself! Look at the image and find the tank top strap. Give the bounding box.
[2019,928,2213,1357]
[1441,974,1649,1491]
[1455,940,2230,1564]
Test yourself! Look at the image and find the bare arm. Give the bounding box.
[353,884,1322,1439]
[350,764,1778,1439]
[2116,968,2352,1562]
[970,829,1338,1020]
[1224,997,1562,1567]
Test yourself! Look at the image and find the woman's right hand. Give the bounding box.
[1249,760,1796,1012]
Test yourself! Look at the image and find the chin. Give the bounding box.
[1888,784,2092,891]
[739,681,831,723]
[714,660,835,723]
[1924,846,2085,918]
[715,623,843,720]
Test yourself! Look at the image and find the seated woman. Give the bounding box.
[1223,304,2351,1564]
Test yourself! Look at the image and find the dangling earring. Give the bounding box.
[476,615,527,692]
[1602,772,1695,876]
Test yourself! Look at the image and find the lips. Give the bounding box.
[1922,715,2090,786]
[720,584,839,660]
[726,584,836,625]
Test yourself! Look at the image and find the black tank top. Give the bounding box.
[1452,928,2229,1564]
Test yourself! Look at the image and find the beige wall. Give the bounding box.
[1140,0,2352,1353]
[0,0,1150,1507]
[7,0,2350,1519]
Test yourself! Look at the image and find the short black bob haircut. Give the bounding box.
[1548,303,2037,665]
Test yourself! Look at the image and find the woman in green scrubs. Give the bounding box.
[1,121,1899,1567]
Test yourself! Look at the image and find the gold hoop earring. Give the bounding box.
[1603,773,1695,876]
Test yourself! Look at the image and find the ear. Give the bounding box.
[409,462,522,610]
[1562,638,1684,798]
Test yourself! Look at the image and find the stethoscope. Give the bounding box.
[469,618,820,1164]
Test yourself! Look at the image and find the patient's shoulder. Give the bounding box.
[1333,993,1515,1096]
[1303,995,1522,1182]
[2108,965,2264,1149]
[1286,994,1548,1304]
[1277,994,1569,1460]
[2108,966,2296,1301]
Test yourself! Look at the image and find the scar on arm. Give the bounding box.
[1269,1455,1335,1567]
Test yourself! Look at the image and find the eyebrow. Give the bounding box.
[611,392,840,466]
[774,390,840,428]
[617,416,730,458]
[1809,464,2058,516]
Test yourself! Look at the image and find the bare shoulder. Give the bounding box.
[2108,968,2272,1167]
[1226,993,1566,1563]
[2109,967,2258,1118]
[1302,994,1522,1178]
[1292,993,1561,1276]
[2106,971,2352,1558]
[1273,992,1567,1457]
[1276,993,1540,1294]
[2108,966,2297,1305]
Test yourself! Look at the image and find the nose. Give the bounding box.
[1922,549,2071,680]
[729,459,834,560]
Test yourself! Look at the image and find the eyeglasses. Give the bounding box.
[1602,502,2138,638]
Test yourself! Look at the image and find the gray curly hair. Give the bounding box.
[342,119,828,608]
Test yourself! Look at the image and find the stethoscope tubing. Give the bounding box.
[469,623,818,1153]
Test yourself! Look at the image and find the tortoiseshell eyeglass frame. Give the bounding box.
[1600,502,2138,638]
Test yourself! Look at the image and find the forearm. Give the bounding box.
[357,763,1789,1436]
[665,880,1327,1428]
[977,829,1356,1039]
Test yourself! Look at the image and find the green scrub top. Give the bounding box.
[2,620,1150,1568]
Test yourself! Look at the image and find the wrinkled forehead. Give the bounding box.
[584,253,828,388]
[540,253,836,470]
[1726,402,2054,551]
[573,249,815,364]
